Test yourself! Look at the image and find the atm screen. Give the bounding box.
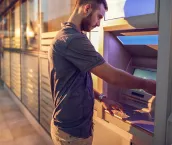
[132,69,156,95]
[133,69,156,81]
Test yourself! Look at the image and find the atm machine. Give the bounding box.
[92,33,158,144]
[98,29,158,145]
[90,0,159,145]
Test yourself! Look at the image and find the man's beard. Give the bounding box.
[81,13,93,32]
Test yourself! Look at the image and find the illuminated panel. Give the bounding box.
[117,35,158,45]
[133,69,156,80]
[89,31,100,92]
[90,31,99,51]
[132,69,156,94]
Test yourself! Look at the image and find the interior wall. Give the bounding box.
[103,32,132,101]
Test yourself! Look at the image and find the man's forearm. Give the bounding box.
[91,62,147,90]
[91,62,155,95]
[111,68,146,90]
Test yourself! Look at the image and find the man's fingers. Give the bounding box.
[102,101,124,116]
[111,103,123,112]
[103,104,114,116]
[107,108,114,116]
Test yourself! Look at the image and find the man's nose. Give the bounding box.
[96,21,100,27]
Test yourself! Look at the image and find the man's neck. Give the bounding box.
[67,10,82,32]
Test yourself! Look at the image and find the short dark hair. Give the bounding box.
[76,0,108,11]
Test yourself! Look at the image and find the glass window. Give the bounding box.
[117,35,158,45]
[10,2,21,49]
[0,0,10,15]
[41,0,76,32]
[21,0,39,51]
[105,0,155,20]
[4,0,10,8]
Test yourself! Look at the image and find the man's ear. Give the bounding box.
[83,4,92,16]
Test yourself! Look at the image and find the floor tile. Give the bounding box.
[0,89,53,145]
[10,122,36,139]
[0,128,14,142]
[15,133,47,145]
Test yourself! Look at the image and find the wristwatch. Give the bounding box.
[99,94,107,102]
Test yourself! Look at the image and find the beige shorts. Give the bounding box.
[51,120,93,145]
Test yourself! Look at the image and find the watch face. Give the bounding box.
[99,94,106,101]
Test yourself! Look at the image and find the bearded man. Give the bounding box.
[48,0,156,144]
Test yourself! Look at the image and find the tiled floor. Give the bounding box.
[0,89,49,145]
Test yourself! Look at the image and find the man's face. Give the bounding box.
[81,4,106,32]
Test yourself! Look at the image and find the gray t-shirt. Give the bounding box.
[48,22,105,138]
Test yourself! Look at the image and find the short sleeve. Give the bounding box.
[65,35,105,72]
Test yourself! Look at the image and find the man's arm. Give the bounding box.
[91,62,156,95]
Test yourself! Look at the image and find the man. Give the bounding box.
[48,0,156,145]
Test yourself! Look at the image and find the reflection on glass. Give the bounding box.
[41,0,75,32]
[21,0,39,51]
[0,0,10,14]
[3,13,10,48]
[4,0,10,8]
[11,2,21,49]
[0,1,5,14]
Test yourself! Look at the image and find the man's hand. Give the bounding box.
[101,98,123,116]
[144,79,156,96]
